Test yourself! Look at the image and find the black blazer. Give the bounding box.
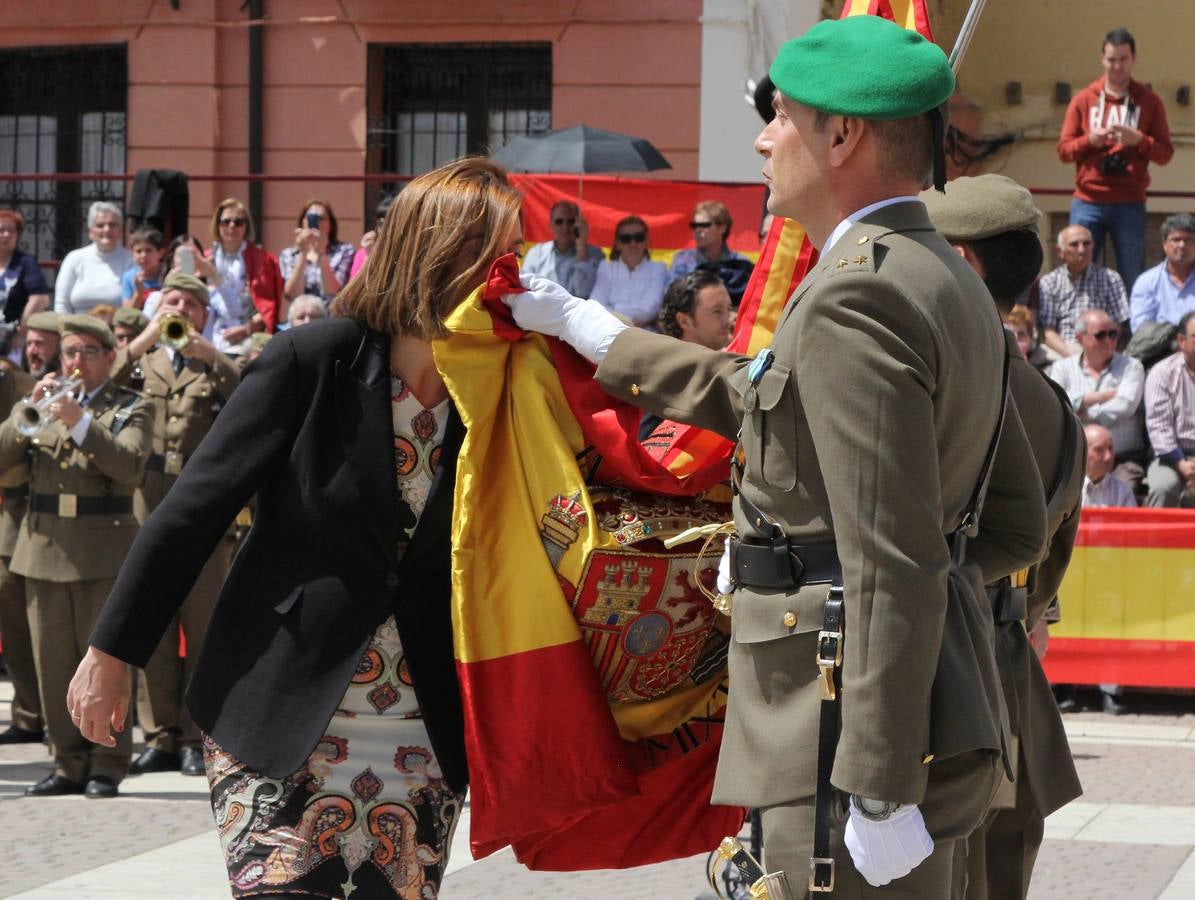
[90,317,468,791]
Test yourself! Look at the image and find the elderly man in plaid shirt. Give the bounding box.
[1037,224,1130,359]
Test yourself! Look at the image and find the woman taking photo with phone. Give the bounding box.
[68,157,524,900]
[280,198,355,304]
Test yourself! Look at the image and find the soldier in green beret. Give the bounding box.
[111,267,241,777]
[0,309,151,797]
[503,13,1048,894]
[923,175,1084,900]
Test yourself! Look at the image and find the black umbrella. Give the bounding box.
[493,125,671,175]
[493,125,671,206]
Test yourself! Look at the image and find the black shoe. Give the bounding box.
[25,774,84,797]
[84,775,119,798]
[128,748,181,775]
[0,724,45,745]
[179,746,205,776]
[1102,691,1128,716]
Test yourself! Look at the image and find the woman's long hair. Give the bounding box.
[335,157,522,339]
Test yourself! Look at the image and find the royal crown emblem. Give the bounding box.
[539,490,588,570]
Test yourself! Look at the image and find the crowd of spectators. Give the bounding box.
[519,198,756,338]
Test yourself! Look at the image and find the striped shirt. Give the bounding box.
[1144,351,1195,463]
[1036,263,1129,343]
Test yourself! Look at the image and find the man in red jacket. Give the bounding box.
[1058,27,1173,296]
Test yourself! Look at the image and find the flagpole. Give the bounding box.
[948,0,989,75]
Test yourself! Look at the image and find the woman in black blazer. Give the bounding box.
[69,157,524,899]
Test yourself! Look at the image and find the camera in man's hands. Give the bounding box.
[1099,150,1129,176]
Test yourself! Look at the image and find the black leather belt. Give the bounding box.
[986,575,1028,624]
[30,493,132,517]
[730,537,841,590]
[0,485,29,500]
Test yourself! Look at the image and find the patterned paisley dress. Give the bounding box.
[203,377,461,899]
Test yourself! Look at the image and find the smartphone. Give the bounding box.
[175,244,196,276]
[306,211,321,230]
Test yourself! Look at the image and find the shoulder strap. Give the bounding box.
[954,338,1011,558]
[1041,373,1082,506]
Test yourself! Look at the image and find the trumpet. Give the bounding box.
[12,371,85,437]
[159,313,193,351]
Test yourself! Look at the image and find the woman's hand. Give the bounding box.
[294,227,321,261]
[67,646,131,748]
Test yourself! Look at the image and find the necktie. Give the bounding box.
[172,352,186,375]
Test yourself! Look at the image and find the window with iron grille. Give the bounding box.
[0,44,127,265]
[365,42,552,221]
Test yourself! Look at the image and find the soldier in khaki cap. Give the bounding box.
[505,14,1048,895]
[23,310,60,379]
[112,306,149,349]
[0,358,38,744]
[112,270,240,776]
[0,314,151,797]
[922,174,1085,900]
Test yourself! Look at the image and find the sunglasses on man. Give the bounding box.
[554,217,577,226]
[1090,329,1120,341]
[617,232,647,244]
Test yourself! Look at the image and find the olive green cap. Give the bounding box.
[113,306,151,332]
[249,332,273,354]
[920,175,1042,241]
[162,271,210,307]
[25,311,59,334]
[769,16,954,119]
[59,314,116,350]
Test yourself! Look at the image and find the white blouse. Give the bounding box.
[590,258,669,328]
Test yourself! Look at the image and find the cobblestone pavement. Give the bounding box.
[2,677,1193,898]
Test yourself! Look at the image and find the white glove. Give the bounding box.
[716,538,733,595]
[503,273,627,365]
[843,801,934,887]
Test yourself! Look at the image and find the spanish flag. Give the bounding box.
[435,258,743,869]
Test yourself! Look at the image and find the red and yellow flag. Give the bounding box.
[434,259,744,870]
[1043,507,1195,689]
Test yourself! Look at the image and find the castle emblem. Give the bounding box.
[582,560,654,627]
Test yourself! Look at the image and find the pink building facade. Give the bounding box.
[1,0,704,260]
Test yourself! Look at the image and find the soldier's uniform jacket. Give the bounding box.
[972,330,1085,819]
[0,380,152,581]
[596,202,1048,809]
[0,364,36,557]
[111,345,239,516]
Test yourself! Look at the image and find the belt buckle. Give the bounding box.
[164,450,184,476]
[58,494,78,518]
[809,857,835,893]
[816,629,843,701]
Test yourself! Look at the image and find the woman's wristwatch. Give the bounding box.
[850,795,903,821]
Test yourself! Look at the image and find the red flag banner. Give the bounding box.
[511,174,765,267]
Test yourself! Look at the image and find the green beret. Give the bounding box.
[59,314,116,350]
[113,306,151,332]
[770,16,954,119]
[920,175,1042,241]
[25,311,59,334]
[162,271,210,307]
[249,332,273,354]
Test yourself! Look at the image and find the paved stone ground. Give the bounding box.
[3,676,1194,898]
